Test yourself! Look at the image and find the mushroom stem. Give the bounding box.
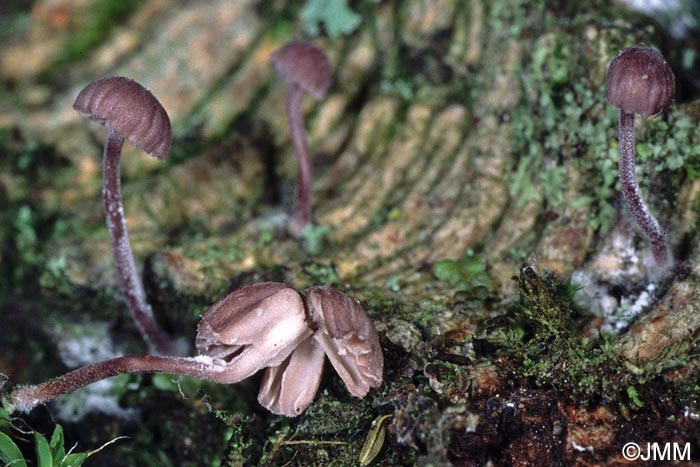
[286,84,313,236]
[617,111,670,266]
[102,125,177,355]
[5,355,231,413]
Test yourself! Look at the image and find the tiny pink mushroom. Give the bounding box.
[271,41,332,236]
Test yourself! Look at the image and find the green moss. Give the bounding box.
[253,395,382,467]
[301,261,339,287]
[490,267,700,411]
[185,237,245,265]
[509,35,621,230]
[0,128,76,298]
[637,108,700,180]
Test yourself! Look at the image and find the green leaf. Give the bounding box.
[0,431,27,467]
[0,407,11,429]
[300,0,361,38]
[49,425,66,464]
[61,435,127,467]
[433,259,462,286]
[34,431,52,467]
[62,451,89,467]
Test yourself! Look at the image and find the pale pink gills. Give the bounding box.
[257,336,326,416]
[271,40,332,99]
[73,76,172,159]
[196,282,314,382]
[305,286,383,397]
[73,76,178,355]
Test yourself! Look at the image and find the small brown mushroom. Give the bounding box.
[6,284,383,417]
[6,282,316,413]
[605,45,675,268]
[271,41,332,236]
[74,76,178,355]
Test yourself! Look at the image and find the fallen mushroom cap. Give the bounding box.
[73,76,172,160]
[271,40,332,99]
[605,45,675,117]
[305,286,383,397]
[195,282,314,383]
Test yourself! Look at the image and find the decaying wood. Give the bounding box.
[2,1,700,466]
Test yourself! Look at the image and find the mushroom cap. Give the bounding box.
[195,282,314,383]
[73,76,172,160]
[305,286,383,397]
[271,40,332,99]
[605,45,675,117]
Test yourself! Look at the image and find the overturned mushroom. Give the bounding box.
[5,283,383,417]
[271,40,332,236]
[195,282,314,381]
[73,76,179,355]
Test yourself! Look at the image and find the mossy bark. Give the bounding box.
[2,1,700,466]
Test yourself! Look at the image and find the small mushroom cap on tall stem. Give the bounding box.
[73,76,172,159]
[271,40,332,99]
[605,45,675,117]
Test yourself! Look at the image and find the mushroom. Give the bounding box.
[5,282,315,413]
[271,41,332,236]
[258,286,383,416]
[605,45,675,267]
[195,282,314,381]
[5,283,384,417]
[73,76,180,355]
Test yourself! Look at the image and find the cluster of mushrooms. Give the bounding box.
[3,41,678,418]
[5,41,381,418]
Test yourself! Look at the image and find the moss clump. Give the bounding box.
[490,266,700,410]
[251,396,386,467]
[433,252,493,315]
[0,128,69,298]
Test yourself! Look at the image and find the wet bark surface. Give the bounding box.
[1,1,700,466]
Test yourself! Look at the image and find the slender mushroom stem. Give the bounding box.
[5,355,233,413]
[617,111,670,266]
[102,125,176,355]
[286,84,313,235]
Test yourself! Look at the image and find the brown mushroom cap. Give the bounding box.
[195,282,314,383]
[305,286,383,397]
[605,45,675,117]
[271,41,332,99]
[73,76,172,160]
